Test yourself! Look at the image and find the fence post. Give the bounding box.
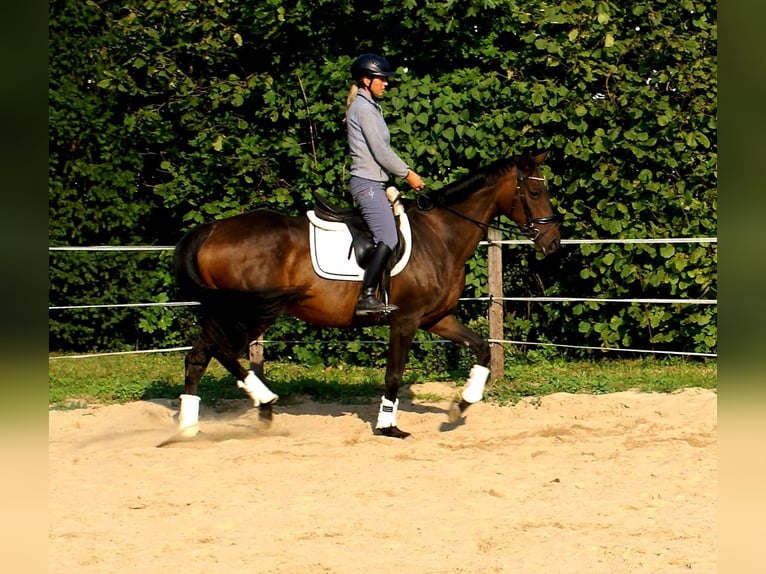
[249,335,264,378]
[487,228,504,380]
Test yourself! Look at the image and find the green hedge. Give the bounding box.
[49,0,717,362]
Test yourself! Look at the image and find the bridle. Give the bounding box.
[417,166,560,241]
[515,170,560,240]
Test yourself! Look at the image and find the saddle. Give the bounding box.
[306,189,412,282]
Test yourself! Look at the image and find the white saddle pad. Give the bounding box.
[307,211,412,281]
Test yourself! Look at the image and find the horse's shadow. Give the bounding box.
[144,377,467,442]
[258,385,464,435]
[269,392,468,436]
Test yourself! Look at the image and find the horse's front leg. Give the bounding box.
[376,318,419,439]
[427,314,491,421]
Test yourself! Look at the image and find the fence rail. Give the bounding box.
[48,237,718,252]
[48,236,718,363]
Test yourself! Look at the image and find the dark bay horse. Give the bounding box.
[173,150,561,438]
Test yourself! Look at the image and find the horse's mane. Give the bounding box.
[430,156,518,206]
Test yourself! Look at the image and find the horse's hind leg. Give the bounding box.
[201,317,280,423]
[178,335,214,436]
[178,319,278,435]
[184,343,211,397]
[427,315,491,421]
[177,318,237,435]
[212,342,278,423]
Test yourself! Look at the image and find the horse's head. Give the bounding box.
[501,151,561,255]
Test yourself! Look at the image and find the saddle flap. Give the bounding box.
[307,208,413,282]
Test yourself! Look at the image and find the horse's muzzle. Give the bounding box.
[533,225,561,256]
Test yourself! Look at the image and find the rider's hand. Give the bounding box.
[405,170,425,192]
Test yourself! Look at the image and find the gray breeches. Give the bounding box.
[349,176,398,250]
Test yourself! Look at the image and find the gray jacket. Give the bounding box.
[347,90,409,182]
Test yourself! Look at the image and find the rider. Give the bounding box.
[346,53,425,315]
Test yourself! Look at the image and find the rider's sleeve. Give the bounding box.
[357,105,409,179]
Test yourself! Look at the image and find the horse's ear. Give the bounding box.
[533,150,549,165]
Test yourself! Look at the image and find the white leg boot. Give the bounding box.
[461,365,490,404]
[237,370,278,407]
[375,396,399,430]
[178,394,200,437]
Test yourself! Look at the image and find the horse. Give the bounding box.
[172,150,561,439]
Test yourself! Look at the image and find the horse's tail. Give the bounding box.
[173,223,213,299]
[172,224,307,324]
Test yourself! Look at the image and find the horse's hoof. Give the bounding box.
[448,400,471,423]
[378,426,411,439]
[178,424,200,438]
[258,402,275,424]
[156,425,200,447]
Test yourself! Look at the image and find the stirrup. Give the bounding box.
[355,296,398,315]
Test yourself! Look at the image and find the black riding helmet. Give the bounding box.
[350,53,393,81]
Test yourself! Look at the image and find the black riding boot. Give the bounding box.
[355,242,398,315]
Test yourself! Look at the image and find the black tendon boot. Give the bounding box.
[355,242,398,315]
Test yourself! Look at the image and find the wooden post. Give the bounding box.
[487,228,504,381]
[248,335,264,378]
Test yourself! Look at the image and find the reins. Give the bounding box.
[416,167,560,240]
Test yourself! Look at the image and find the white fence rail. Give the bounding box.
[48,237,718,360]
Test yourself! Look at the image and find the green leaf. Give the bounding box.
[660,244,676,258]
[48,0,718,357]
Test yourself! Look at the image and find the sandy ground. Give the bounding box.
[49,384,716,573]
